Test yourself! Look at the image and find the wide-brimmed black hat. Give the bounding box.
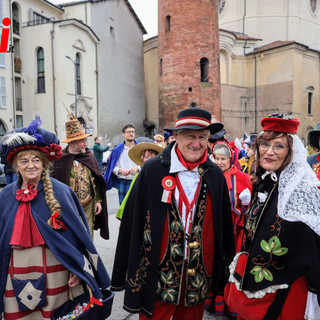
[308,122,320,149]
[164,107,223,134]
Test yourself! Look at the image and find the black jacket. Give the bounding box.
[111,144,235,317]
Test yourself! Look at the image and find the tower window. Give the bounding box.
[165,15,171,33]
[160,58,163,77]
[200,57,209,82]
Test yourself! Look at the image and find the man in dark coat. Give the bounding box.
[111,107,235,319]
[52,114,109,240]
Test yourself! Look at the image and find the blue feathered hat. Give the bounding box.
[0,116,62,164]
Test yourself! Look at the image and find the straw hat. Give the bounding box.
[61,113,92,143]
[128,142,163,166]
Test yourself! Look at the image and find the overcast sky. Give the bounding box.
[50,0,158,39]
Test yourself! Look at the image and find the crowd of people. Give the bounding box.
[0,107,320,320]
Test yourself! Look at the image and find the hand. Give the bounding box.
[95,202,102,215]
[68,273,82,287]
[129,167,139,175]
[107,142,112,147]
[119,168,130,176]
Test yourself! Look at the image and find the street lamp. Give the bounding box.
[65,55,78,118]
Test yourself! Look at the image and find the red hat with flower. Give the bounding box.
[0,116,62,164]
[260,113,300,134]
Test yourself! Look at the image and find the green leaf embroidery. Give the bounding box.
[260,236,288,256]
[192,225,202,236]
[190,248,200,261]
[250,266,273,283]
[160,270,176,285]
[187,291,199,304]
[272,247,288,256]
[260,240,271,252]
[161,288,177,302]
[170,243,183,258]
[191,273,204,289]
[156,281,162,294]
[144,229,152,245]
[171,221,183,232]
[268,236,281,251]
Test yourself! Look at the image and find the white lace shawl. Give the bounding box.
[278,134,320,235]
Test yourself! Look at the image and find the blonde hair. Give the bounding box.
[13,150,61,228]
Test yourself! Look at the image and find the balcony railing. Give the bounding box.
[14,56,21,73]
[16,97,22,111]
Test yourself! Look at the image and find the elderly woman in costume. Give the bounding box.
[0,118,111,319]
[116,142,163,220]
[212,141,252,252]
[204,141,251,316]
[225,113,320,320]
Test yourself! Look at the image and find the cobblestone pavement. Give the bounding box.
[94,189,233,320]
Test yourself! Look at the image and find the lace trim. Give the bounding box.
[228,252,289,299]
[278,135,320,236]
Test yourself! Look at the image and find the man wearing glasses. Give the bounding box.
[104,124,140,204]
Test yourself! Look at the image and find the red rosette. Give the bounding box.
[41,144,62,160]
[161,176,176,191]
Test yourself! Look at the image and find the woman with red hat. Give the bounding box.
[224,113,320,319]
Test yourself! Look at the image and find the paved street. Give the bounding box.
[93,188,232,320]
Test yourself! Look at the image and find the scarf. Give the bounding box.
[175,146,208,170]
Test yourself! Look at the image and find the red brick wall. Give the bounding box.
[158,0,221,130]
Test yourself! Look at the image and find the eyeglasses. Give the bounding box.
[125,130,135,134]
[259,141,288,153]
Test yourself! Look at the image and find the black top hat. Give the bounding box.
[164,107,223,135]
[308,122,320,149]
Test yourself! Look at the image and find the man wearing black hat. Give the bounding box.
[111,107,235,319]
[307,122,320,180]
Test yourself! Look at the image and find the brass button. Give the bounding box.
[189,241,199,249]
[187,268,196,276]
[198,167,204,174]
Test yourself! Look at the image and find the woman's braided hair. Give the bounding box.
[13,150,61,228]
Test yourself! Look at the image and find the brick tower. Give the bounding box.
[158,0,221,130]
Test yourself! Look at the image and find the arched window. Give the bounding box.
[37,47,45,93]
[165,15,171,33]
[76,53,81,95]
[200,57,209,82]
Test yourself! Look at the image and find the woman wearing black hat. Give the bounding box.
[224,114,320,319]
[0,118,112,319]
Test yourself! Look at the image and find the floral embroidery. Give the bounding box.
[157,180,211,306]
[127,210,152,293]
[250,236,288,283]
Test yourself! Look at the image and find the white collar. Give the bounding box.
[169,143,198,174]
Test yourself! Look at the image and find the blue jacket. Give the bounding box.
[0,178,111,314]
[307,152,320,168]
[104,141,138,190]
